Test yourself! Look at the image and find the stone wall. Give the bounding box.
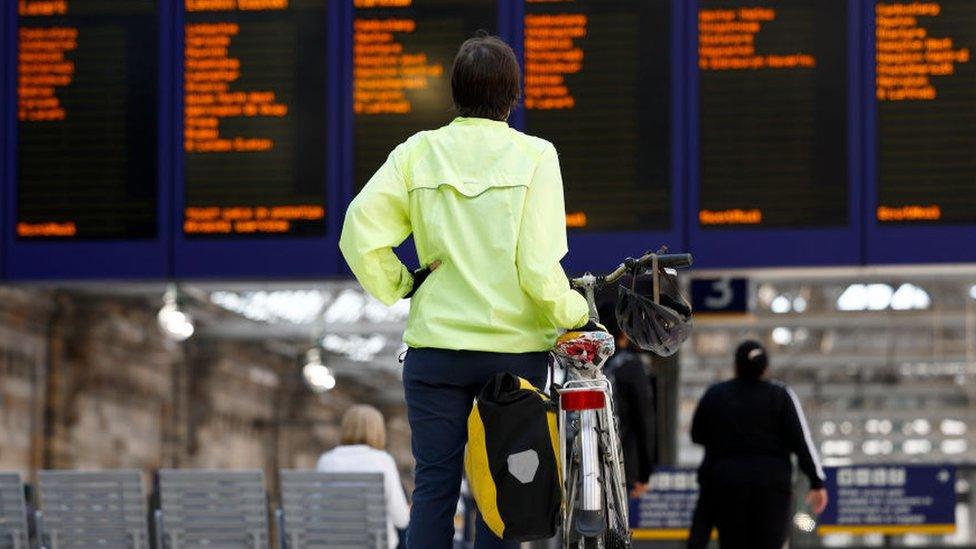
[0,286,413,496]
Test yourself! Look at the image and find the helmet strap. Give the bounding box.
[651,253,661,305]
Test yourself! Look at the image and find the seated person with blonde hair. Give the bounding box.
[317,404,410,548]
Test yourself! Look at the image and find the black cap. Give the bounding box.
[735,340,768,381]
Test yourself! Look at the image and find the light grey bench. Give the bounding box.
[0,473,28,549]
[156,469,269,549]
[277,471,387,549]
[37,470,148,549]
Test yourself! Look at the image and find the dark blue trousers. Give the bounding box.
[403,348,550,549]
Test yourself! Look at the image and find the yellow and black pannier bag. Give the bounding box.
[465,372,561,541]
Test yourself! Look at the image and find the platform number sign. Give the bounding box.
[691,278,749,314]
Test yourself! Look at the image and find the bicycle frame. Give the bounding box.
[555,251,692,547]
[556,274,630,545]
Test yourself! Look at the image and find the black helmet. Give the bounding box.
[614,259,692,357]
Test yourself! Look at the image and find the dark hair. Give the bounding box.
[734,340,768,381]
[451,32,520,121]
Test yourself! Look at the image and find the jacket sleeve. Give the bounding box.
[620,361,657,482]
[515,145,589,330]
[340,148,414,306]
[384,454,411,529]
[781,385,826,489]
[690,388,711,446]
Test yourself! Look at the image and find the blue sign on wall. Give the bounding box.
[819,464,957,536]
[629,467,701,540]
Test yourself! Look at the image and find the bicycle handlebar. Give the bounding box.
[570,252,693,289]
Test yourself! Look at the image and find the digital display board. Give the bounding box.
[6,0,976,279]
[173,0,340,278]
[182,0,328,238]
[696,0,848,229]
[16,0,158,240]
[521,0,672,233]
[353,0,497,189]
[687,0,860,268]
[874,0,975,225]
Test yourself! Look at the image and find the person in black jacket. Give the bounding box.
[600,302,657,497]
[688,340,828,549]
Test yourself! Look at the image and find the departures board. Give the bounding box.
[353,0,498,189]
[4,0,171,279]
[181,0,329,239]
[874,0,976,225]
[688,0,861,268]
[520,0,673,234]
[172,0,341,278]
[7,0,976,280]
[866,0,976,264]
[696,0,848,229]
[15,0,159,240]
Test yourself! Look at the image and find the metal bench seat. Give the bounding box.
[37,470,148,549]
[157,469,268,549]
[0,473,28,549]
[278,471,387,549]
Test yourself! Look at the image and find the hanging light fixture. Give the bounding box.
[302,347,336,393]
[157,285,195,341]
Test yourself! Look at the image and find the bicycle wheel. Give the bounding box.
[605,437,631,536]
[580,536,603,549]
[602,529,631,549]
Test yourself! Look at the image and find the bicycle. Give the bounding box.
[553,252,693,549]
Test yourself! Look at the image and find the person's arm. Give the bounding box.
[634,367,657,481]
[515,145,589,329]
[621,362,656,482]
[339,147,414,305]
[383,454,411,529]
[781,385,826,490]
[690,388,711,446]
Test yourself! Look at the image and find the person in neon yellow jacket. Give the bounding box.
[340,34,595,548]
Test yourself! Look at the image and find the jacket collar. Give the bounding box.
[451,116,509,128]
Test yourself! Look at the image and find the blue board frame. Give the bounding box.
[510,0,687,275]
[686,0,864,269]
[3,0,172,280]
[862,0,976,265]
[0,1,6,281]
[338,0,353,274]
[172,0,344,279]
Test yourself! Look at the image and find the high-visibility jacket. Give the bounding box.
[340,117,588,352]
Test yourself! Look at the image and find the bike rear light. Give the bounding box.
[560,390,605,411]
